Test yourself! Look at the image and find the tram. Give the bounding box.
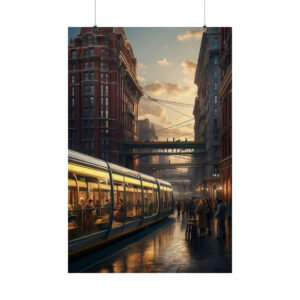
[68,150,174,257]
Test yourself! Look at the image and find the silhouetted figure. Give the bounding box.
[206,199,213,235]
[196,199,209,238]
[188,200,196,219]
[176,201,181,215]
[215,199,226,239]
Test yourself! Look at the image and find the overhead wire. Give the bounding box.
[156,118,194,132]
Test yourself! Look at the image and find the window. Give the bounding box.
[101,109,103,118]
[84,107,89,118]
[71,98,75,108]
[105,97,109,106]
[101,97,104,106]
[125,182,142,223]
[71,87,75,96]
[100,73,103,80]
[106,40,109,46]
[100,62,104,69]
[101,84,103,95]
[214,132,218,140]
[106,73,109,81]
[90,107,94,117]
[84,62,88,69]
[105,85,109,95]
[214,82,218,91]
[214,119,217,129]
[214,108,218,116]
[84,49,88,57]
[101,48,104,57]
[105,109,108,118]
[84,96,88,105]
[71,75,75,84]
[214,96,218,104]
[71,50,76,59]
[106,50,110,57]
[105,63,109,71]
[90,85,94,93]
[72,63,75,70]
[84,84,88,93]
[90,61,94,68]
[214,56,218,64]
[90,72,94,80]
[214,38,218,49]
[214,69,218,79]
[89,48,94,56]
[90,96,94,105]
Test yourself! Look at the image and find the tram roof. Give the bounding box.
[68,150,172,187]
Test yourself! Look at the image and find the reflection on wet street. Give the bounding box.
[86,214,232,273]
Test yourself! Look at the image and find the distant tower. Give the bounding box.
[193,27,221,201]
[68,27,143,170]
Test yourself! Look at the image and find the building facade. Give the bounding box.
[218,28,232,205]
[193,27,221,202]
[138,119,159,177]
[68,27,142,170]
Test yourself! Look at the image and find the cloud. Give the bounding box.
[143,80,191,97]
[137,62,146,69]
[137,76,146,82]
[157,58,171,66]
[181,60,197,74]
[177,28,205,41]
[139,100,165,119]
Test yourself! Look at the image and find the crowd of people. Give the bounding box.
[176,198,232,239]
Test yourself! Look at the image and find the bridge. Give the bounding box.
[139,162,204,169]
[121,141,206,157]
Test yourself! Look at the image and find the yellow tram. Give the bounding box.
[68,150,174,257]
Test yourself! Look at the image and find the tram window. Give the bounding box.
[68,172,77,206]
[167,190,173,210]
[161,188,167,212]
[125,182,142,222]
[112,175,125,228]
[153,184,159,215]
[143,182,156,217]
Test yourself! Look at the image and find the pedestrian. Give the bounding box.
[196,199,209,238]
[188,199,196,219]
[176,201,181,216]
[227,199,232,232]
[205,199,213,235]
[215,198,226,239]
[184,200,189,216]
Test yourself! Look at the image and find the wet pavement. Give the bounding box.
[77,213,232,273]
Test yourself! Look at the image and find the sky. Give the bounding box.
[68,27,204,143]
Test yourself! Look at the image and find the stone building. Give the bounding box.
[218,27,232,205]
[193,27,221,201]
[68,27,143,170]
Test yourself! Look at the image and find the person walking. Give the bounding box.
[215,198,226,239]
[206,199,213,235]
[188,199,196,219]
[176,201,181,216]
[196,199,209,238]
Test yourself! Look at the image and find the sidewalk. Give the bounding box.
[86,213,232,273]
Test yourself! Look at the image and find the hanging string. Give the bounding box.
[94,0,97,27]
[204,0,206,28]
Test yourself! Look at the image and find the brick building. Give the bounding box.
[193,27,221,202]
[68,27,142,170]
[218,28,232,205]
